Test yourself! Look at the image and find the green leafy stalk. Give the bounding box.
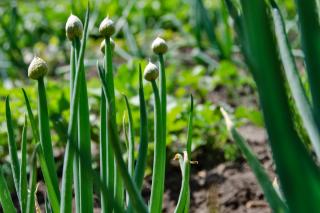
[72,36,81,213]
[20,115,28,212]
[175,96,194,213]
[294,0,320,123]
[104,35,119,208]
[221,108,288,212]
[124,95,135,177]
[77,35,93,213]
[37,145,60,213]
[270,1,320,159]
[26,147,38,213]
[97,62,111,213]
[149,80,164,213]
[37,77,60,200]
[22,89,39,142]
[134,65,149,190]
[5,96,20,201]
[0,166,16,213]
[98,65,148,213]
[60,6,90,213]
[239,0,320,211]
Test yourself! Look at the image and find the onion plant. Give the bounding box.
[2,5,195,213]
[223,0,320,212]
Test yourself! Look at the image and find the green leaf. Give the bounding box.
[19,115,28,212]
[221,108,287,212]
[26,148,38,213]
[0,166,17,213]
[133,64,149,190]
[37,78,60,201]
[5,96,20,201]
[175,95,194,213]
[149,80,165,213]
[294,0,320,123]
[238,0,320,211]
[270,1,320,159]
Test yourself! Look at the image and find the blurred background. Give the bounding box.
[0,0,300,212]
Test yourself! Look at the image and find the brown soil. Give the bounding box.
[158,125,273,213]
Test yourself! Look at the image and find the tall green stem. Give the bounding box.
[37,77,60,201]
[149,80,165,213]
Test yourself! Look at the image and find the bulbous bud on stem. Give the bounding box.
[28,57,48,80]
[144,61,159,81]
[100,38,115,54]
[99,17,115,37]
[65,14,83,41]
[151,37,168,54]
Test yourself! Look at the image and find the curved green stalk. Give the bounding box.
[5,96,20,202]
[134,65,149,190]
[0,166,16,213]
[149,80,164,213]
[37,77,60,200]
[20,115,28,213]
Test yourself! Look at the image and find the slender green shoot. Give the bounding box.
[37,77,60,200]
[5,96,21,201]
[124,95,135,177]
[220,108,288,212]
[98,65,148,213]
[133,64,149,190]
[149,80,164,213]
[175,95,194,213]
[26,147,38,213]
[0,166,16,213]
[20,115,28,212]
[60,6,90,213]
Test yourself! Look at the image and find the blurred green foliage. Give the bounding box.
[3,0,298,162]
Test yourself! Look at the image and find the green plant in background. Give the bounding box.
[1,5,196,213]
[223,0,320,212]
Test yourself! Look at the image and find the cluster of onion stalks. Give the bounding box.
[2,6,195,213]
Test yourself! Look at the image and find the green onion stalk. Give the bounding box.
[27,56,60,209]
[149,36,168,212]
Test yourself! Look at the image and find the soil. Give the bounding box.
[157,124,273,213]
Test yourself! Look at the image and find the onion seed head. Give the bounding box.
[151,37,168,54]
[65,14,83,41]
[28,57,48,80]
[99,17,115,37]
[144,61,159,81]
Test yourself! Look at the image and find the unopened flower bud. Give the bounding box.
[28,57,48,80]
[100,38,115,54]
[151,37,168,54]
[99,17,115,37]
[65,14,83,40]
[144,61,159,81]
